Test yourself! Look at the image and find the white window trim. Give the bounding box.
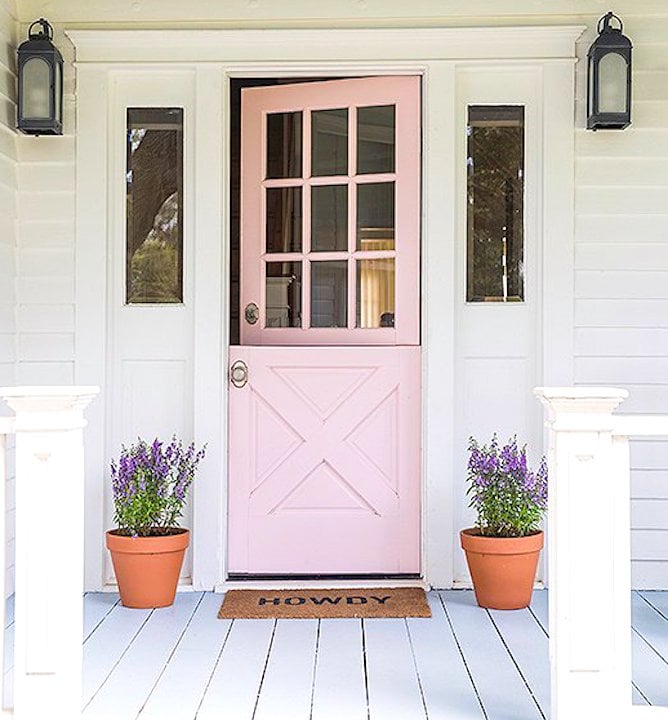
[68,26,582,591]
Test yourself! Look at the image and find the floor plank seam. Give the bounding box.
[82,608,155,712]
[437,592,489,720]
[637,592,668,623]
[308,619,321,720]
[632,627,668,667]
[250,619,278,720]
[527,605,548,638]
[84,598,121,645]
[360,619,371,720]
[404,618,429,720]
[193,616,236,719]
[135,592,207,720]
[486,609,546,720]
[632,680,652,706]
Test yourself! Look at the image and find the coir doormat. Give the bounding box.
[217,587,431,619]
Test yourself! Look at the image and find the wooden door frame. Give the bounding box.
[69,26,580,591]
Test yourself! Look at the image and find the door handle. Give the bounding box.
[230,360,248,388]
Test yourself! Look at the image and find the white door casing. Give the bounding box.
[69,27,579,591]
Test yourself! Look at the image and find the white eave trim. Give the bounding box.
[65,26,585,64]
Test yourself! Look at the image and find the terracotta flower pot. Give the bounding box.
[106,529,189,608]
[460,528,543,610]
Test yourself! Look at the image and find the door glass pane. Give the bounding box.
[266,111,302,179]
[266,187,302,253]
[312,108,348,177]
[357,105,395,175]
[356,182,395,251]
[266,262,302,327]
[467,105,524,302]
[311,184,348,252]
[357,259,395,328]
[126,107,183,304]
[311,261,347,328]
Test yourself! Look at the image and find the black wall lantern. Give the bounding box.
[587,12,632,130]
[17,18,63,136]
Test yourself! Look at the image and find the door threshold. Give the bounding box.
[216,574,426,593]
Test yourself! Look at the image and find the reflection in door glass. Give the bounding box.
[357,182,395,251]
[312,108,348,177]
[266,111,302,179]
[126,107,183,304]
[467,105,524,302]
[311,261,347,328]
[357,105,395,175]
[266,262,302,327]
[266,187,302,253]
[357,259,395,329]
[311,184,348,252]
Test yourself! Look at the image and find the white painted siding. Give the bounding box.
[9,0,668,588]
[0,0,16,598]
[573,14,668,589]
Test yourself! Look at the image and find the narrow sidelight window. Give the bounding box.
[126,107,184,304]
[466,106,524,302]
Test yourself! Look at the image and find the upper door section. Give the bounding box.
[240,76,421,346]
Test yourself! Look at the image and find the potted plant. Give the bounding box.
[460,434,548,610]
[106,436,206,608]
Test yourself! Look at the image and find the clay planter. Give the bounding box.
[460,528,543,610]
[106,529,189,609]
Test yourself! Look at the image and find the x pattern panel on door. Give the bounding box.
[228,347,421,574]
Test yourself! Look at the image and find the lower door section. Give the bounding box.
[228,346,421,575]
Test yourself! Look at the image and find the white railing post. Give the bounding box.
[0,387,99,720]
[535,387,630,720]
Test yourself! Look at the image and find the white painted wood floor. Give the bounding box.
[3,590,668,719]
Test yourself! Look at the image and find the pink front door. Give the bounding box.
[228,76,421,575]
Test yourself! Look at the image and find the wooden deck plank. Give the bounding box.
[253,619,319,720]
[195,618,275,720]
[441,590,544,720]
[311,619,367,720]
[81,602,153,707]
[632,629,668,706]
[529,590,548,634]
[633,592,668,663]
[364,618,426,720]
[639,590,668,621]
[135,594,232,720]
[82,592,203,719]
[488,606,549,717]
[633,683,650,705]
[407,591,485,719]
[83,593,120,641]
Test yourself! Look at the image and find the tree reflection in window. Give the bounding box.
[466,106,524,302]
[126,108,184,304]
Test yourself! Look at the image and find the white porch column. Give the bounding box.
[0,387,99,720]
[535,387,630,720]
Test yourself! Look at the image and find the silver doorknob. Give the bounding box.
[245,302,260,325]
[230,359,248,388]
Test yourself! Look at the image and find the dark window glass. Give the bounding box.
[311,184,348,252]
[266,112,302,179]
[467,106,525,302]
[357,182,395,251]
[126,107,183,304]
[312,108,348,176]
[266,187,302,253]
[266,262,302,327]
[311,261,348,328]
[357,105,395,175]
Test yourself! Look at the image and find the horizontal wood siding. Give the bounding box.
[0,0,16,600]
[15,26,76,386]
[573,13,668,589]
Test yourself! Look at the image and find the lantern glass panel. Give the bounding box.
[22,57,50,118]
[54,62,62,123]
[598,52,627,113]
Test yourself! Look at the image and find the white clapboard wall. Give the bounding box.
[5,1,668,590]
[0,0,17,598]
